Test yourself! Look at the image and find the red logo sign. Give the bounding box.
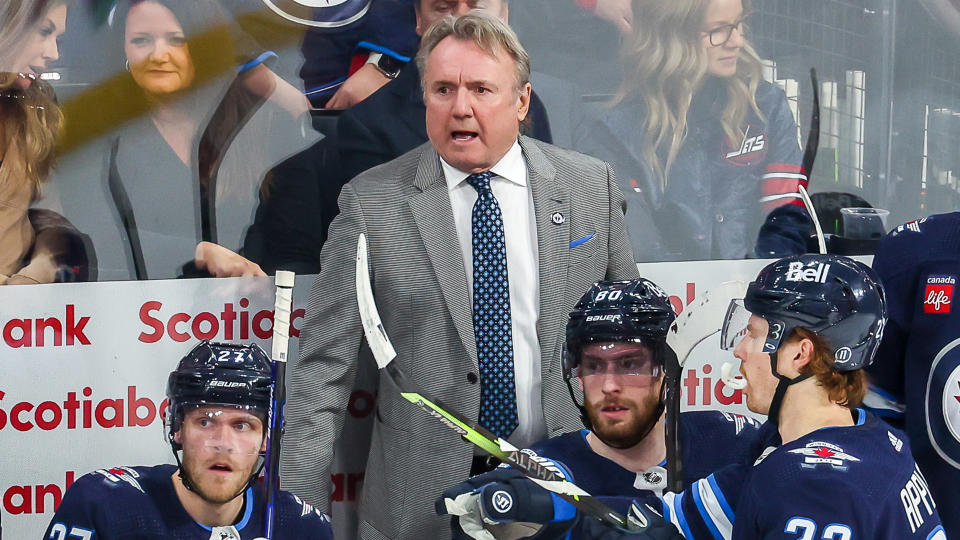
[924,284,954,314]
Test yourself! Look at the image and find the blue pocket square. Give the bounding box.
[569,234,595,249]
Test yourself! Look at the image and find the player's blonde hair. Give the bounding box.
[792,328,867,407]
[616,0,764,189]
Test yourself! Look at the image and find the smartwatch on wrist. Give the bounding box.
[366,52,404,80]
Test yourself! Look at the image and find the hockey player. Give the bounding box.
[438,279,761,538]
[459,256,947,539]
[865,213,960,538]
[43,341,333,540]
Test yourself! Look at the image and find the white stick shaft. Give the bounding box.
[272,270,295,363]
[798,185,827,254]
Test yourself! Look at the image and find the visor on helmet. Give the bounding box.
[564,340,662,386]
[721,299,787,355]
[173,404,266,457]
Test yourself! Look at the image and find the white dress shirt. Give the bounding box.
[440,140,547,449]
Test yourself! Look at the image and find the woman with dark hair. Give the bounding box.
[50,0,317,280]
[0,0,86,284]
[578,0,811,262]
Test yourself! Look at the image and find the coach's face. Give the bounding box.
[424,37,530,174]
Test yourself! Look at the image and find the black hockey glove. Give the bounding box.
[577,500,683,540]
[437,467,577,540]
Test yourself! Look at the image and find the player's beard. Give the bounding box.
[181,452,255,505]
[585,382,663,449]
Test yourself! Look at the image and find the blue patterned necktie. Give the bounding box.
[465,171,518,439]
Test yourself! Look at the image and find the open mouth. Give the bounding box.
[209,463,234,474]
[451,131,478,142]
[601,404,629,413]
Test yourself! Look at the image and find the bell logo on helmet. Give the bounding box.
[785,261,830,283]
[835,347,853,364]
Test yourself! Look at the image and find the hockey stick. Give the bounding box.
[663,281,749,492]
[264,270,295,539]
[800,68,826,254]
[355,234,640,532]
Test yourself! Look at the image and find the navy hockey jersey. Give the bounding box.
[866,212,960,538]
[526,410,762,516]
[43,464,332,540]
[666,410,945,539]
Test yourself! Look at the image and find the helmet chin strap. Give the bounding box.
[765,353,811,426]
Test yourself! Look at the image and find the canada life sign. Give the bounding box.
[1,259,796,539]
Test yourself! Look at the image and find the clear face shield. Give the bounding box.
[176,405,266,457]
[572,341,663,388]
[719,300,782,390]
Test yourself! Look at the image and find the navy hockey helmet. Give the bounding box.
[563,279,677,379]
[720,254,887,423]
[165,340,273,449]
[722,254,887,372]
[563,279,677,433]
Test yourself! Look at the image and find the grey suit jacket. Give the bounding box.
[282,136,639,540]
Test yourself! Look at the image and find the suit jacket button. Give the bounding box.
[467,372,478,384]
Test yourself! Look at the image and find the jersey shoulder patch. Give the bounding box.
[680,411,762,448]
[282,491,331,522]
[90,466,148,494]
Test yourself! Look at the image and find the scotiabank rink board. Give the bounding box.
[2,259,856,539]
[0,276,376,540]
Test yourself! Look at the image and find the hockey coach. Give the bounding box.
[281,11,639,540]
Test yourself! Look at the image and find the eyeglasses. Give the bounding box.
[702,14,751,47]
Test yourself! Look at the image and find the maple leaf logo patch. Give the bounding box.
[789,441,860,471]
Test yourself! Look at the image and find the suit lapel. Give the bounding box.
[409,146,478,367]
[521,137,569,351]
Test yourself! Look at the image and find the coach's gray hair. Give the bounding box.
[416,11,531,93]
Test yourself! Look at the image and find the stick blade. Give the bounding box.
[356,234,397,369]
[666,281,748,366]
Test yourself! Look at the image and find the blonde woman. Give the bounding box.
[0,0,81,284]
[578,0,811,262]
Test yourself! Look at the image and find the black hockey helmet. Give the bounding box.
[562,279,677,432]
[563,279,676,378]
[720,254,887,421]
[165,340,273,449]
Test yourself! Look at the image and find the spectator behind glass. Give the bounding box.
[48,0,317,281]
[577,0,812,262]
[0,0,88,285]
